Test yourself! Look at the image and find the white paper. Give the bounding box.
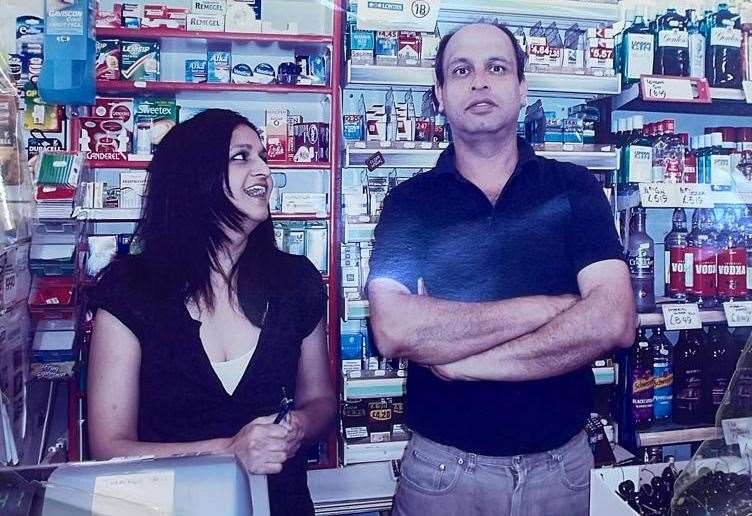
[722,417,752,446]
[662,303,702,331]
[92,470,175,516]
[356,0,441,32]
[724,301,752,327]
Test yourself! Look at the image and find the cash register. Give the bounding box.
[0,454,269,515]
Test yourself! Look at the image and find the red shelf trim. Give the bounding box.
[97,80,332,95]
[88,159,331,170]
[96,26,333,45]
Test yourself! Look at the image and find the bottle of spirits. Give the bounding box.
[665,207,689,300]
[626,206,656,313]
[673,329,706,425]
[705,3,743,89]
[709,132,733,190]
[655,8,690,77]
[622,12,655,84]
[704,324,736,423]
[717,208,748,302]
[621,117,653,185]
[687,9,707,78]
[687,209,719,308]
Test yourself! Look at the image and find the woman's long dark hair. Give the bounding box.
[106,109,277,324]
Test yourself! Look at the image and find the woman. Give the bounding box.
[87,109,335,516]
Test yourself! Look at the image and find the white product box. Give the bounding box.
[120,171,147,208]
[191,0,226,15]
[281,193,327,214]
[187,13,225,32]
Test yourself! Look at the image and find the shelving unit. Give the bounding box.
[636,421,721,448]
[611,82,752,116]
[342,439,409,465]
[87,159,330,170]
[617,184,752,212]
[96,80,332,95]
[344,142,620,170]
[638,308,728,328]
[96,27,334,45]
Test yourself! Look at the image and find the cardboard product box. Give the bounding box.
[185,59,208,83]
[586,29,615,76]
[133,97,178,155]
[420,32,440,66]
[375,31,398,66]
[350,30,375,65]
[120,40,160,81]
[293,122,329,163]
[265,108,288,162]
[191,0,226,15]
[281,193,327,213]
[95,39,120,80]
[142,5,188,29]
[207,50,231,83]
[187,13,225,32]
[92,97,134,132]
[342,399,369,442]
[287,115,303,161]
[78,117,130,162]
[528,36,563,70]
[96,4,123,28]
[398,32,421,66]
[121,4,142,28]
[366,398,392,443]
[120,170,147,208]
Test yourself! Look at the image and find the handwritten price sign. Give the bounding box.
[639,183,676,208]
[640,76,711,103]
[662,303,702,331]
[724,301,752,327]
[678,184,713,208]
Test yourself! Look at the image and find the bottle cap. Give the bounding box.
[679,133,689,145]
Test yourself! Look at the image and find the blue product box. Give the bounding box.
[350,30,375,51]
[207,50,231,83]
[185,59,207,83]
[340,332,364,360]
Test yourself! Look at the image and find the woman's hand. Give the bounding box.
[228,415,297,474]
[280,411,306,458]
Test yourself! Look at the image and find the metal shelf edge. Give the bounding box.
[637,426,721,447]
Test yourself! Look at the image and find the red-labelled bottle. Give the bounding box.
[665,208,689,300]
[687,208,719,308]
[681,133,697,182]
[717,208,748,302]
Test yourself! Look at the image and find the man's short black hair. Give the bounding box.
[434,21,527,86]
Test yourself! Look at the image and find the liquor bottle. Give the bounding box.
[705,3,743,89]
[709,132,733,190]
[673,329,705,425]
[655,8,690,77]
[704,324,736,423]
[717,208,748,302]
[687,9,706,78]
[622,12,655,84]
[652,121,667,182]
[740,206,752,297]
[687,208,718,308]
[650,327,673,420]
[632,328,654,428]
[626,206,656,313]
[684,208,701,297]
[621,117,653,184]
[681,133,697,182]
[665,208,689,300]
[663,119,683,182]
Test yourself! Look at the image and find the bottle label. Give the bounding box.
[711,154,733,186]
[624,33,655,80]
[669,245,687,296]
[689,33,706,77]
[675,369,702,408]
[718,247,748,299]
[632,367,654,422]
[628,242,654,277]
[711,377,731,407]
[693,247,718,296]
[684,163,697,183]
[685,248,695,288]
[654,361,673,418]
[659,29,689,48]
[626,145,653,182]
[710,27,742,48]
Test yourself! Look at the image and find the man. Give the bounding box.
[367,22,636,516]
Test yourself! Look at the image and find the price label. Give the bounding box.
[640,75,712,103]
[638,182,676,207]
[724,301,752,327]
[678,183,713,208]
[365,151,385,171]
[662,303,702,331]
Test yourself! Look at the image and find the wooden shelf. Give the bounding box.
[96,27,333,45]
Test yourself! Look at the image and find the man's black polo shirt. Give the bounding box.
[368,138,624,456]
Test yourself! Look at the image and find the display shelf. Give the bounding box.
[73,208,142,221]
[346,62,621,96]
[343,372,407,400]
[638,306,727,327]
[96,27,333,45]
[437,0,620,26]
[345,141,619,170]
[342,438,409,465]
[96,80,332,95]
[309,461,397,515]
[87,159,331,170]
[271,213,329,221]
[616,184,752,212]
[636,421,721,447]
[611,82,752,115]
